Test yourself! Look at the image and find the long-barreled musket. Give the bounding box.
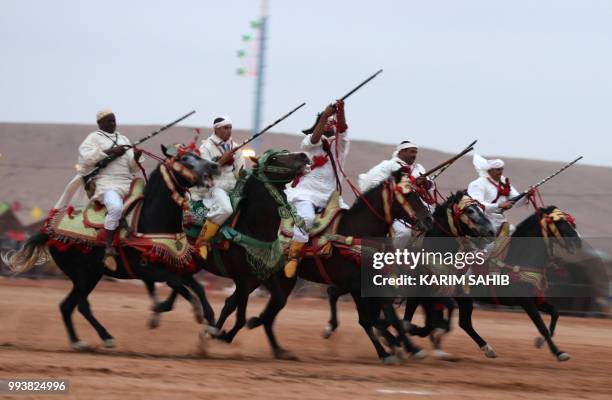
[232,102,306,154]
[82,110,196,184]
[509,156,583,203]
[423,140,477,178]
[302,69,383,134]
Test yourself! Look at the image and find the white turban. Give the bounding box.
[392,140,418,157]
[473,154,504,177]
[213,116,232,129]
[96,109,114,121]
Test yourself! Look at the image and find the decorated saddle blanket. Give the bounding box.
[42,178,194,271]
[278,192,364,260]
[475,222,547,292]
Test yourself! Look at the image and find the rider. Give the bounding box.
[283,100,349,278]
[194,116,246,259]
[467,154,530,236]
[77,109,142,268]
[358,140,433,237]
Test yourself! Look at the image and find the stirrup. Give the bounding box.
[104,248,118,271]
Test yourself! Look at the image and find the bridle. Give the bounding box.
[446,195,486,237]
[159,151,201,211]
[539,208,576,256]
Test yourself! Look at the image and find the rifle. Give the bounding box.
[423,140,477,178]
[232,102,306,154]
[302,69,383,134]
[509,156,583,204]
[82,110,196,184]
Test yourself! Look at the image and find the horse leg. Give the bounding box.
[183,274,216,330]
[77,299,114,348]
[402,297,420,330]
[534,300,559,349]
[59,285,86,349]
[323,286,341,338]
[350,292,396,364]
[456,297,496,358]
[253,275,297,360]
[381,301,425,359]
[520,298,569,361]
[143,266,204,325]
[216,281,252,343]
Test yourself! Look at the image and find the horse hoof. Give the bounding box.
[382,355,400,365]
[322,324,334,339]
[102,338,115,348]
[148,313,161,329]
[481,344,497,358]
[433,350,459,361]
[186,287,204,324]
[70,341,92,351]
[557,352,571,361]
[411,349,428,360]
[198,331,209,356]
[274,348,298,361]
[393,346,406,360]
[204,325,220,337]
[402,320,412,331]
[430,328,445,347]
[247,317,261,330]
[534,336,546,349]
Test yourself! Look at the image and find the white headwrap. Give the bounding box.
[473,154,504,177]
[392,140,418,158]
[96,109,114,121]
[213,116,232,129]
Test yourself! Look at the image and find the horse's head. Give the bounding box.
[388,170,434,232]
[538,206,581,253]
[251,149,311,185]
[161,143,220,189]
[444,191,496,247]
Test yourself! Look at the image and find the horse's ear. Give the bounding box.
[161,144,170,158]
[391,169,403,182]
[248,155,259,164]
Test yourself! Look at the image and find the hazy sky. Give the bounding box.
[1,0,611,166]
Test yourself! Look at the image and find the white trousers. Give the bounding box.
[292,200,316,243]
[103,190,123,230]
[201,186,233,225]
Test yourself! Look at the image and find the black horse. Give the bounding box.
[450,206,581,361]
[324,191,495,359]
[3,145,219,350]
[145,149,312,359]
[247,170,436,364]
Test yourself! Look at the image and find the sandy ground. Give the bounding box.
[0,278,610,400]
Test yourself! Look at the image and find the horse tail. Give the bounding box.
[1,233,50,274]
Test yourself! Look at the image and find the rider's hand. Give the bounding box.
[499,200,513,210]
[104,146,127,157]
[415,176,432,190]
[217,152,235,166]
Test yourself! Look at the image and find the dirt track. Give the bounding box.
[0,278,610,399]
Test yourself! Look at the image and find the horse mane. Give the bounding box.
[142,166,163,198]
[512,205,558,237]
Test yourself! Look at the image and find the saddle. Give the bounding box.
[279,192,362,259]
[42,178,194,272]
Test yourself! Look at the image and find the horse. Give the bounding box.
[324,191,496,360]
[450,206,581,361]
[246,170,436,364]
[2,145,220,350]
[144,149,312,359]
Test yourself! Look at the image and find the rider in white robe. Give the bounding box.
[358,140,432,238]
[467,154,529,235]
[194,116,246,259]
[283,100,349,278]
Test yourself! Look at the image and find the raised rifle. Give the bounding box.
[509,156,583,204]
[302,69,383,134]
